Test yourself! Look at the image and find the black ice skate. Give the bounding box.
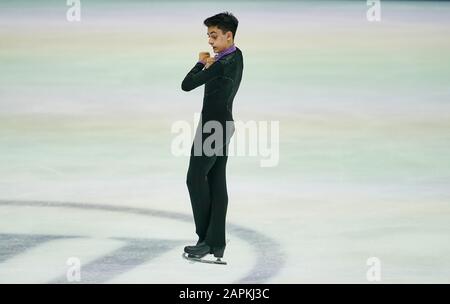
[182,243,227,265]
[183,239,206,253]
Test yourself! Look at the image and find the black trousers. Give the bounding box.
[186,122,232,248]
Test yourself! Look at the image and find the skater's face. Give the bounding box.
[207,26,233,54]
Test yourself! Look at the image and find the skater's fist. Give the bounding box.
[198,52,210,64]
[205,57,215,69]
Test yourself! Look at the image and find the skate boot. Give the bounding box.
[182,243,227,265]
[186,243,226,259]
[184,242,210,258]
[183,239,206,253]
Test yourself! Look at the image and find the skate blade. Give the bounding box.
[182,253,227,265]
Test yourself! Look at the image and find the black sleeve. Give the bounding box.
[181,61,224,92]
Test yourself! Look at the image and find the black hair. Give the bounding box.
[203,12,239,39]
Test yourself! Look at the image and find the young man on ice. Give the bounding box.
[181,12,244,262]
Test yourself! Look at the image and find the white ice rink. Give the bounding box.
[0,1,449,283]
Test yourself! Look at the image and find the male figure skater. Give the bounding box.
[181,12,243,262]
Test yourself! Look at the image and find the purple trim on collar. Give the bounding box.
[194,45,236,66]
[214,44,237,61]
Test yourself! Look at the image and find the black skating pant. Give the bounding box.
[186,123,232,248]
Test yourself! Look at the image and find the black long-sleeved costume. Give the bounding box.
[182,47,243,122]
[181,47,243,248]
